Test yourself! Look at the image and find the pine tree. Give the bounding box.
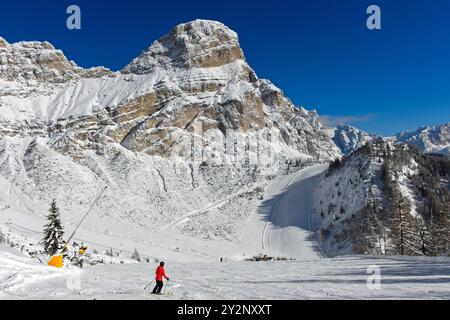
[131,248,141,262]
[42,199,65,256]
[0,229,5,244]
[429,221,449,256]
[419,223,433,256]
[389,192,424,256]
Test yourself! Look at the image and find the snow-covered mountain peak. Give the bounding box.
[122,19,248,76]
[331,124,375,155]
[0,37,80,83]
[0,20,340,162]
[0,36,114,84]
[395,122,450,155]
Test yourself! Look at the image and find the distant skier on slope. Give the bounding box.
[152,261,169,294]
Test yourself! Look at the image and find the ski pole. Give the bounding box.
[162,279,169,294]
[144,280,154,290]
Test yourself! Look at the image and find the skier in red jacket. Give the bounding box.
[152,261,169,294]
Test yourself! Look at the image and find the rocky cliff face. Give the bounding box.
[123,20,248,73]
[0,20,340,162]
[0,37,113,84]
[0,20,340,242]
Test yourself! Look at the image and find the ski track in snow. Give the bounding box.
[242,164,328,260]
[161,181,266,233]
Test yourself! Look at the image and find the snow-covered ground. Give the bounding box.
[1,165,449,299]
[1,245,449,299]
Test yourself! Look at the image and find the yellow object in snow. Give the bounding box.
[79,247,87,255]
[48,254,63,268]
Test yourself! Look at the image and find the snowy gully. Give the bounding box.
[177,304,272,318]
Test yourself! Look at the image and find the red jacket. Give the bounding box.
[155,266,168,281]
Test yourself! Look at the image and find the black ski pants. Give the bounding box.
[153,280,164,294]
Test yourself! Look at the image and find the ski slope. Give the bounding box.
[241,165,328,260]
[263,165,328,259]
[1,246,449,299]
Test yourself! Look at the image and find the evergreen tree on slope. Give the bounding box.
[132,248,141,262]
[42,199,65,256]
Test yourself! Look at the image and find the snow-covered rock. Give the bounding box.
[0,36,113,84]
[331,124,375,155]
[0,20,340,160]
[122,20,247,74]
[395,123,450,156]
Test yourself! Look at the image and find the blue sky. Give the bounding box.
[0,0,449,135]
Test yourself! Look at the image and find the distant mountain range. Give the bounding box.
[395,123,450,156]
[330,123,450,156]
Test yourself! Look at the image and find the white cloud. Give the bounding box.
[320,113,376,127]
